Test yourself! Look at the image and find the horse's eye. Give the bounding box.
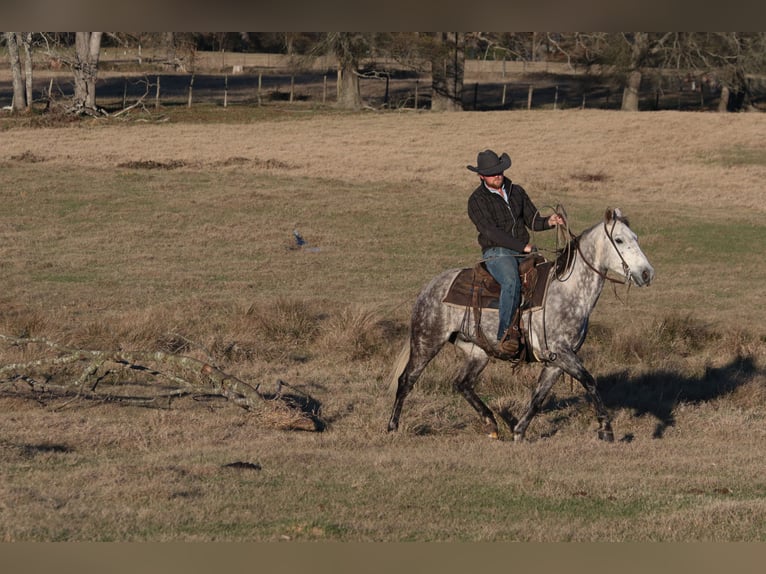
[615,238,624,244]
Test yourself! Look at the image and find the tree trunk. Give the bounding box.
[430,32,465,111]
[72,32,103,112]
[336,62,362,110]
[718,85,730,112]
[21,33,33,109]
[4,32,27,112]
[621,70,642,111]
[331,32,364,110]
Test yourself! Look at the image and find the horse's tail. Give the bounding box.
[387,336,411,396]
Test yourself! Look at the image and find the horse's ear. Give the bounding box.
[605,207,623,222]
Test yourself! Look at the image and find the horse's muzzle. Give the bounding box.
[633,265,655,287]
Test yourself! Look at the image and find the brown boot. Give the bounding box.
[497,309,523,357]
[497,327,522,356]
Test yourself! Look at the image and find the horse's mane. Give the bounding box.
[553,211,631,277]
[554,235,579,277]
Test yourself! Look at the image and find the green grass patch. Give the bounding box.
[714,145,766,168]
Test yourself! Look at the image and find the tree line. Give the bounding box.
[3,32,766,115]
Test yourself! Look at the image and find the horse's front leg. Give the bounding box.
[555,351,614,442]
[513,364,563,442]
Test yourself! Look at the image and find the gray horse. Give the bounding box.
[387,208,655,442]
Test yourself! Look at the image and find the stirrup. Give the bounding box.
[497,329,521,357]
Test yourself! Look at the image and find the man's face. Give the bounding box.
[481,173,504,189]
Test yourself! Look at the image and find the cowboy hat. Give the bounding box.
[467,149,511,176]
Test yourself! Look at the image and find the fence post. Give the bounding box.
[155,75,160,110]
[501,57,507,107]
[258,71,262,106]
[187,74,194,108]
[123,78,127,109]
[290,75,295,103]
[527,84,533,110]
[224,74,228,108]
[554,85,559,110]
[323,74,327,104]
[414,79,419,110]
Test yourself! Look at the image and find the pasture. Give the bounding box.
[0,105,765,542]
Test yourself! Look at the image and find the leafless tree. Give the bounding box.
[71,32,103,114]
[549,32,766,112]
[3,32,31,112]
[674,32,766,111]
[428,32,465,111]
[321,33,373,110]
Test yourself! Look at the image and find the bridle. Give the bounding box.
[575,218,633,285]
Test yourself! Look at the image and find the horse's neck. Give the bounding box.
[558,228,607,314]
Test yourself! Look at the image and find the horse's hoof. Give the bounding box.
[512,433,524,442]
[598,429,615,442]
[481,418,499,439]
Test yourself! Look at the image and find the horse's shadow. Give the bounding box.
[504,354,761,440]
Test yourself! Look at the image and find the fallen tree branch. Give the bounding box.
[112,76,153,119]
[0,334,324,432]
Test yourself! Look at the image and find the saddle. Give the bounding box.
[443,254,554,361]
[443,253,553,311]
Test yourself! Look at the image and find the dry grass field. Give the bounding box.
[0,104,765,542]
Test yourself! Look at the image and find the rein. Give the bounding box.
[573,219,632,286]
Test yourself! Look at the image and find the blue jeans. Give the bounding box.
[482,246,521,340]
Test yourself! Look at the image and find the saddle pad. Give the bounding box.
[442,264,501,309]
[442,259,555,311]
[524,260,554,310]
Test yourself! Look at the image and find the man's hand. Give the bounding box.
[548,214,565,226]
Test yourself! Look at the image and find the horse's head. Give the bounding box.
[601,208,655,287]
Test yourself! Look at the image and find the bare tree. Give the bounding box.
[334,33,366,110]
[619,33,650,111]
[676,32,766,112]
[4,32,29,112]
[20,33,33,108]
[429,32,465,111]
[553,33,676,111]
[324,33,372,110]
[378,32,467,111]
[72,32,103,114]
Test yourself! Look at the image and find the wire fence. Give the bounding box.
[87,71,752,113]
[3,50,764,113]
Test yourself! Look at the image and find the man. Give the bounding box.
[467,149,565,357]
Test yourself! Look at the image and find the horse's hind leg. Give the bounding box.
[387,337,445,433]
[452,341,496,438]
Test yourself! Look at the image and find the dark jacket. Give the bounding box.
[467,178,552,253]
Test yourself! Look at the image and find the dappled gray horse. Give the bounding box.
[387,208,655,442]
